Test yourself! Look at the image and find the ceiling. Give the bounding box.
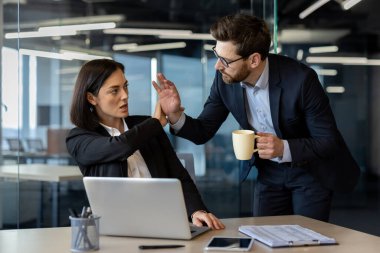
[3,0,380,56]
[278,0,380,54]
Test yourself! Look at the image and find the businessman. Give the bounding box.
[153,13,360,221]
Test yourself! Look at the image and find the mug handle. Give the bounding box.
[253,135,260,153]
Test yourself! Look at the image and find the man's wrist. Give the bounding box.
[169,112,185,132]
[167,111,182,125]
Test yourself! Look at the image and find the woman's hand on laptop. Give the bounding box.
[191,210,225,230]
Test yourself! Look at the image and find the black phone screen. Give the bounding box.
[205,237,253,251]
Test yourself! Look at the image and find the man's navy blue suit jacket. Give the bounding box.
[173,54,360,192]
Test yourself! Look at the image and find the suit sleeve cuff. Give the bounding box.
[279,140,292,163]
[169,112,186,133]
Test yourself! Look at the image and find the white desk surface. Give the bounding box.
[1,215,379,253]
[0,163,82,182]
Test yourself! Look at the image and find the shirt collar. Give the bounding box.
[240,58,269,90]
[99,119,128,136]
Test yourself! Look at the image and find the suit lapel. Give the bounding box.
[95,125,111,136]
[268,55,282,138]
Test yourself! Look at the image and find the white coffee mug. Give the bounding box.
[232,130,259,160]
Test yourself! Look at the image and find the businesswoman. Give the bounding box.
[66,59,224,230]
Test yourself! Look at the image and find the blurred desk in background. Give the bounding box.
[1,151,75,164]
[0,164,82,227]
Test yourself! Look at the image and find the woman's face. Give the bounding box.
[87,68,129,127]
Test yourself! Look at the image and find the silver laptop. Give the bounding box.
[83,177,210,239]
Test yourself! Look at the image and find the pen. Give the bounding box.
[80,206,87,218]
[85,207,92,217]
[68,208,78,218]
[139,245,185,250]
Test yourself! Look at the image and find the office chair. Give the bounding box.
[176,153,196,183]
[6,138,25,152]
[26,138,45,153]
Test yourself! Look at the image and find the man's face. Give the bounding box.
[213,41,250,84]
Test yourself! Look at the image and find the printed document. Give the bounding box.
[239,225,337,248]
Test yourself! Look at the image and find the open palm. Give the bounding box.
[158,84,181,115]
[152,73,182,115]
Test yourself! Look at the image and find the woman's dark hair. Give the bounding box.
[70,59,125,130]
[210,13,271,60]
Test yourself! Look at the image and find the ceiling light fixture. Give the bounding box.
[340,0,362,10]
[306,56,366,64]
[6,22,116,39]
[104,28,192,36]
[314,68,338,76]
[39,22,116,32]
[326,86,345,93]
[19,48,111,61]
[5,30,76,39]
[126,42,186,53]
[159,33,214,40]
[309,45,339,53]
[4,14,124,31]
[306,56,380,66]
[60,50,112,61]
[299,0,330,19]
[38,15,124,27]
[297,49,304,61]
[19,49,72,60]
[203,44,215,51]
[112,43,138,51]
[279,29,349,44]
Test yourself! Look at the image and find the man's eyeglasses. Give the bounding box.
[212,46,246,68]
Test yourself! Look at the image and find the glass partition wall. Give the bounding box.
[1,0,276,228]
[1,0,378,233]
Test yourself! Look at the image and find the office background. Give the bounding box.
[0,0,379,236]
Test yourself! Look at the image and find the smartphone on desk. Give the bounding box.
[204,236,254,251]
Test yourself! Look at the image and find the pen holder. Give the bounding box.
[69,215,100,252]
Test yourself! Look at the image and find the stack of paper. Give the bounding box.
[239,225,337,248]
